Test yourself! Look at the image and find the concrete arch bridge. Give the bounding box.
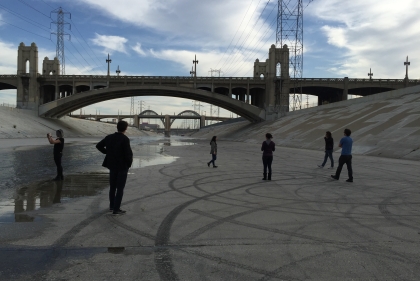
[3,43,420,122]
[73,109,232,134]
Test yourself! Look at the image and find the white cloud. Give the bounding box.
[90,33,128,54]
[78,0,274,49]
[320,26,347,48]
[132,43,146,56]
[308,0,420,78]
[0,40,18,73]
[149,48,263,77]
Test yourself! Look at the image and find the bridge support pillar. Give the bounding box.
[164,115,171,136]
[342,77,349,101]
[200,116,205,128]
[133,115,139,128]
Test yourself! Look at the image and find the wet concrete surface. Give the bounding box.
[1,139,420,280]
[0,136,185,223]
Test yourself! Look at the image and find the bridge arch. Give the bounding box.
[138,110,165,126]
[39,85,265,122]
[170,110,200,126]
[0,82,17,90]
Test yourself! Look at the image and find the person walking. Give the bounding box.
[207,136,218,168]
[47,129,64,181]
[331,128,353,182]
[318,131,334,169]
[96,121,133,215]
[261,133,275,180]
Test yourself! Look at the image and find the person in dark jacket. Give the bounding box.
[47,129,65,181]
[207,136,218,168]
[318,131,334,169]
[261,133,275,180]
[96,121,133,215]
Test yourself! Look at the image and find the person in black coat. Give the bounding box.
[261,133,275,180]
[318,131,334,169]
[96,121,133,215]
[47,129,65,181]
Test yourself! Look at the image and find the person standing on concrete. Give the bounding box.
[331,128,353,182]
[318,131,334,169]
[261,133,275,180]
[47,129,64,181]
[96,121,133,215]
[207,136,218,168]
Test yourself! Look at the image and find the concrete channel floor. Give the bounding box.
[1,139,420,280]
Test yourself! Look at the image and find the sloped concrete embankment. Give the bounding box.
[0,106,152,139]
[194,85,420,161]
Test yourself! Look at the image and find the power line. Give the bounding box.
[1,3,97,73]
[214,0,256,69]
[69,40,95,71]
[224,0,275,75]
[40,0,54,9]
[70,19,105,67]
[0,3,51,32]
[18,0,51,18]
[0,19,51,40]
[218,0,264,71]
[230,16,277,76]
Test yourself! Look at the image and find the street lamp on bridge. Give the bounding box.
[404,56,410,79]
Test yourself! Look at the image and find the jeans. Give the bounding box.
[109,169,128,211]
[53,153,63,178]
[262,156,273,174]
[321,149,334,167]
[334,155,353,180]
[209,154,217,166]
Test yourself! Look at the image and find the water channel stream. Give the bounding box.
[0,136,195,223]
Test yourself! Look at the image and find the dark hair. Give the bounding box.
[117,120,128,132]
[56,129,64,138]
[265,133,272,139]
[210,136,217,144]
[326,131,332,138]
[344,128,351,136]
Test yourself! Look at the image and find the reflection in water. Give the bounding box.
[161,141,196,147]
[0,136,196,223]
[9,174,108,222]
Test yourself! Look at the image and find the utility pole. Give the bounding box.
[51,7,71,75]
[106,54,112,76]
[368,68,373,80]
[191,55,199,78]
[116,65,121,76]
[130,96,135,124]
[404,56,410,79]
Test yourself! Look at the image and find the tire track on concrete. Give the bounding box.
[154,180,269,281]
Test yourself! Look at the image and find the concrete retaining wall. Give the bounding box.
[0,106,152,139]
[193,85,420,161]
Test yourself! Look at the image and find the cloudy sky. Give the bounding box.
[1,0,419,124]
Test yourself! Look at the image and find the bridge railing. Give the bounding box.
[294,78,420,83]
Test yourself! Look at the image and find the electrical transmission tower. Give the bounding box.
[51,7,71,75]
[209,68,223,77]
[277,0,303,113]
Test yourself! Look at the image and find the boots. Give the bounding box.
[268,173,271,181]
[262,173,267,180]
